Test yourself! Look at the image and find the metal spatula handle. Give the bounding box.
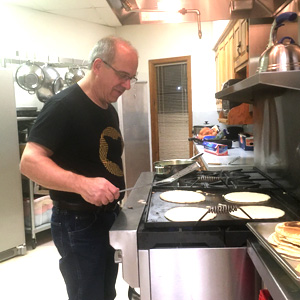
[120,154,203,193]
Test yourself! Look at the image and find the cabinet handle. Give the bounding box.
[237,41,241,56]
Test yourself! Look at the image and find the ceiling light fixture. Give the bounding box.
[120,1,202,38]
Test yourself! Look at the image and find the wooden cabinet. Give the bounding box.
[215,19,249,93]
[214,19,249,123]
[233,19,249,71]
[215,28,234,93]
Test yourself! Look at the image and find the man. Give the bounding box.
[20,36,139,300]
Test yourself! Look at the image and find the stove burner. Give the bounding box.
[162,168,279,190]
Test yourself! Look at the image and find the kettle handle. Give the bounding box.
[275,12,297,28]
[278,36,296,44]
[268,12,298,47]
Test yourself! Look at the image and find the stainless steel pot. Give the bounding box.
[15,61,45,94]
[257,12,300,72]
[36,65,64,102]
[65,67,85,86]
[154,153,203,176]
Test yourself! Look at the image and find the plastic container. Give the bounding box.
[23,195,53,227]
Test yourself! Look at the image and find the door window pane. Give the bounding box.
[156,63,189,159]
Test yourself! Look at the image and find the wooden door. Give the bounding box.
[149,56,192,163]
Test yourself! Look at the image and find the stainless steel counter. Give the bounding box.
[195,144,254,170]
[110,172,154,288]
[247,239,300,300]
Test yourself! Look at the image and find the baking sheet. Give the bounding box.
[247,222,300,281]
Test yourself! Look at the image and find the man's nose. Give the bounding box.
[121,79,131,90]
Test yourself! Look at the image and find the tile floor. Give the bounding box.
[0,230,130,300]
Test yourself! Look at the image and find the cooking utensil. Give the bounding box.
[65,67,85,86]
[227,156,241,165]
[120,159,202,193]
[195,204,238,225]
[36,65,64,102]
[195,204,252,225]
[154,152,203,176]
[15,61,45,94]
[257,12,300,72]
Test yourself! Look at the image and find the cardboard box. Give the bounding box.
[203,142,228,156]
[239,133,254,151]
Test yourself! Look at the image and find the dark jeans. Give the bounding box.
[51,205,120,300]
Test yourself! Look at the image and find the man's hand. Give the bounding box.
[78,177,120,206]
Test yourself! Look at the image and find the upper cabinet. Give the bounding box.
[215,19,249,123]
[215,19,249,94]
[215,28,234,93]
[233,19,249,71]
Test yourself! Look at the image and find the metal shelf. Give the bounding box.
[215,71,300,102]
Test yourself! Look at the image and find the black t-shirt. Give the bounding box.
[28,84,125,204]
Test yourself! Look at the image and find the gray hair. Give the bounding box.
[88,36,137,69]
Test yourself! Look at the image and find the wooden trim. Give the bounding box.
[149,56,193,163]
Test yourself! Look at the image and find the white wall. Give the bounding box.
[0,4,227,126]
[117,22,221,126]
[0,4,115,110]
[0,4,114,60]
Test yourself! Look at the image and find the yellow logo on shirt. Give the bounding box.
[99,127,124,177]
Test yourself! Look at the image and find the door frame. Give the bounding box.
[149,56,193,163]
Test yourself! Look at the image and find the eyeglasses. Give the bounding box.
[102,60,137,85]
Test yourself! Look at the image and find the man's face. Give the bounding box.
[95,44,138,105]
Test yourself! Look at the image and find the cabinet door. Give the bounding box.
[234,19,249,70]
[215,42,224,92]
[224,29,235,80]
[215,29,234,92]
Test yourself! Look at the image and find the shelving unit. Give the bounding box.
[26,179,51,249]
[215,71,300,102]
[18,116,52,249]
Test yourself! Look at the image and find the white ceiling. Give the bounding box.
[1,0,122,27]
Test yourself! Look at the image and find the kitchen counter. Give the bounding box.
[247,239,300,300]
[195,143,254,170]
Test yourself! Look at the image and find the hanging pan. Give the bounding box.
[36,65,64,103]
[15,61,45,94]
[65,67,85,86]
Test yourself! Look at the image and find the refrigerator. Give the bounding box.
[0,68,26,261]
[117,81,151,194]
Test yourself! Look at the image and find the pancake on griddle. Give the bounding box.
[164,207,216,222]
[229,205,285,219]
[160,190,205,204]
[224,192,270,203]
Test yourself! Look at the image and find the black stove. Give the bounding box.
[154,168,282,190]
[137,168,300,249]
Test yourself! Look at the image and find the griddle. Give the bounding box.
[137,168,300,249]
[143,188,294,229]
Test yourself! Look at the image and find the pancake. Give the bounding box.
[268,232,300,261]
[229,205,285,219]
[224,192,270,203]
[164,207,216,222]
[275,221,300,245]
[160,190,205,204]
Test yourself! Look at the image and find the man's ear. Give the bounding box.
[92,58,102,73]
